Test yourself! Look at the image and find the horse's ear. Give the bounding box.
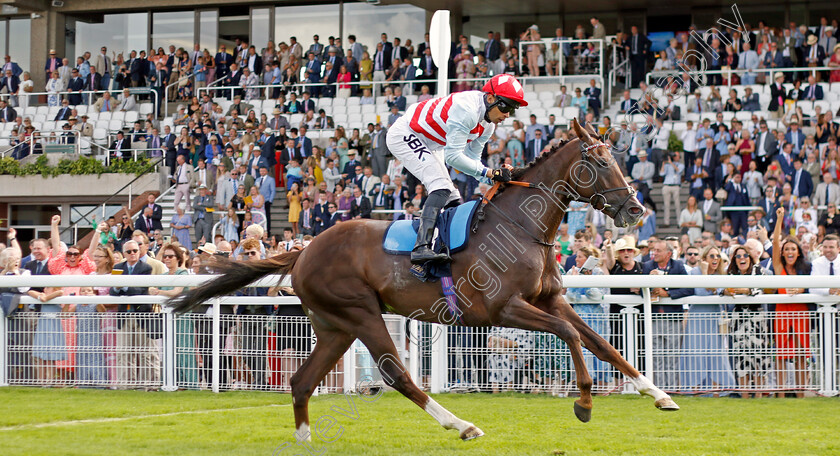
[571,117,593,144]
[585,122,600,139]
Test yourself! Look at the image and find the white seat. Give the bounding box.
[361,104,375,114]
[333,113,349,125]
[108,120,123,131]
[92,127,107,142]
[3,122,14,131]
[530,108,547,118]
[42,121,57,132]
[332,97,346,107]
[362,113,378,125]
[23,107,37,117]
[344,104,360,115]
[814,100,831,112]
[138,104,153,115]
[317,98,333,107]
[721,112,735,121]
[405,95,418,105]
[95,120,110,130]
[331,105,346,115]
[86,112,99,122]
[47,107,60,118]
[735,111,752,122]
[112,111,126,121]
[161,118,174,131]
[547,107,563,117]
[36,106,49,115]
[538,91,555,101]
[99,112,112,121]
[561,107,578,119]
[30,122,42,131]
[0,138,9,147]
[75,105,88,115]
[290,113,304,125]
[33,114,47,124]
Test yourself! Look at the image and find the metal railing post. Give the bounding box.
[211,298,220,393]
[430,323,447,393]
[817,303,838,397]
[0,305,8,386]
[620,304,640,394]
[162,308,177,392]
[641,287,654,381]
[409,319,419,384]
[342,341,356,394]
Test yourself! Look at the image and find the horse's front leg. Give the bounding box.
[541,294,679,411]
[496,295,594,422]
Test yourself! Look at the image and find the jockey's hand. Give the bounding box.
[490,167,511,183]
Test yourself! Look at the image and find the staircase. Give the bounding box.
[157,182,294,244]
[647,182,690,239]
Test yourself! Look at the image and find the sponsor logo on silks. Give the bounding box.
[403,133,431,161]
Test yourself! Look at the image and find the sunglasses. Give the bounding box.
[245,251,260,256]
[162,254,177,259]
[708,254,721,259]
[66,252,81,257]
[735,253,750,259]
[686,252,699,256]
[495,99,518,114]
[124,249,139,254]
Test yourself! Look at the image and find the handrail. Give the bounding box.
[645,65,834,91]
[0,129,81,158]
[164,71,195,119]
[607,57,630,104]
[1,88,157,115]
[58,156,165,241]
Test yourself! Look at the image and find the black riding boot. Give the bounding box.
[410,189,452,265]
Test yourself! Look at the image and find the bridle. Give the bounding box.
[476,139,638,246]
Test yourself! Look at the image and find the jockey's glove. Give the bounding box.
[490,167,512,183]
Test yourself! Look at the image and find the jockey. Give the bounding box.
[386,74,528,265]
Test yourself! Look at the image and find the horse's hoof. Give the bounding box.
[573,401,592,423]
[460,425,484,440]
[655,397,680,411]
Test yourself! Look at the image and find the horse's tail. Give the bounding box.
[169,250,303,313]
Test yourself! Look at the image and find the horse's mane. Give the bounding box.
[497,139,572,195]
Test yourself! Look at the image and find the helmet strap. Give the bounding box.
[483,93,496,122]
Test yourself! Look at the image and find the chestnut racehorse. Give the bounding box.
[172,119,679,442]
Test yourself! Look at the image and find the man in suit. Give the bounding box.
[789,157,814,200]
[91,47,112,89]
[1,55,22,78]
[687,157,709,200]
[785,121,806,157]
[741,87,761,111]
[752,121,777,174]
[700,187,722,232]
[110,130,131,161]
[64,68,85,106]
[768,72,787,119]
[617,90,637,114]
[130,50,148,88]
[803,35,826,81]
[246,147,269,180]
[93,91,115,113]
[313,191,331,235]
[215,45,233,79]
[758,185,781,229]
[0,99,15,122]
[391,37,408,66]
[418,47,437,92]
[624,26,650,88]
[243,46,263,76]
[484,31,502,72]
[388,86,407,111]
[315,109,334,129]
[814,171,840,210]
[173,155,194,212]
[308,34,325,58]
[193,185,215,244]
[763,41,785,71]
[224,63,242,99]
[400,58,417,94]
[349,186,372,219]
[298,198,316,236]
[44,49,62,81]
[256,166,276,233]
[294,127,313,158]
[584,79,602,119]
[299,92,315,114]
[109,240,156,386]
[724,173,751,237]
[525,128,547,163]
[216,167,239,210]
[358,166,381,204]
[268,109,291,131]
[1,69,19,106]
[696,138,719,188]
[144,194,164,231]
[116,88,137,112]
[134,206,157,235]
[802,75,824,101]
[641,239,694,387]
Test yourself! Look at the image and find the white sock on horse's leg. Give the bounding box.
[295,423,311,443]
[629,375,679,410]
[424,397,484,439]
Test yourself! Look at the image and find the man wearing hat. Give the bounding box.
[269,108,290,131]
[631,150,654,188]
[74,114,93,137]
[804,34,826,81]
[226,94,252,117]
[768,72,788,119]
[44,49,62,81]
[603,236,644,299]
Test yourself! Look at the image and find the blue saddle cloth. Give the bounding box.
[382,200,480,255]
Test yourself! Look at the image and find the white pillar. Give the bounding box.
[342,342,356,394]
[641,287,654,381]
[621,305,640,394]
[818,304,838,397]
[211,298,220,393]
[161,309,177,392]
[430,324,447,393]
[409,319,419,384]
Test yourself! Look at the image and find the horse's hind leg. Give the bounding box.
[497,296,594,422]
[356,317,484,440]
[549,298,679,411]
[289,324,355,442]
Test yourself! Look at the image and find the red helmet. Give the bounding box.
[482,74,528,107]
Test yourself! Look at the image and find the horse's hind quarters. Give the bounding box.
[460,425,485,440]
[654,397,680,411]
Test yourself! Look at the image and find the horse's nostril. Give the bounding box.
[628,206,643,216]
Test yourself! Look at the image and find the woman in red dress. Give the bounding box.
[771,207,812,398]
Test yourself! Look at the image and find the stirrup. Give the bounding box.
[410,246,451,265]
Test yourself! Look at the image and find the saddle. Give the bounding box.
[382,200,480,281]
